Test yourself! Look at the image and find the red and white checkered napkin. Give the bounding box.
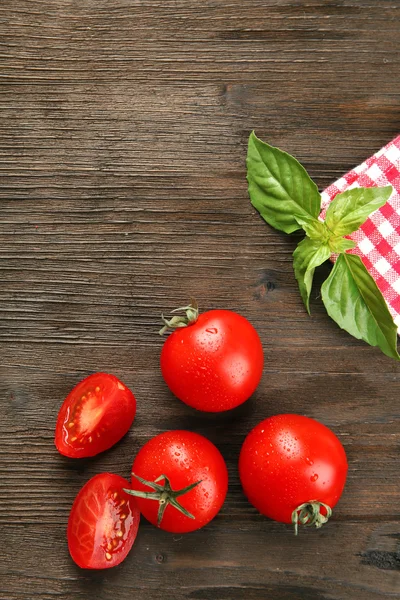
[321,135,400,328]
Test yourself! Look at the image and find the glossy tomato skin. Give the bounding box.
[131,431,228,533]
[55,373,136,458]
[160,310,264,412]
[239,414,348,524]
[68,473,140,569]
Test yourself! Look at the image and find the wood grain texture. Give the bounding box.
[1,1,400,599]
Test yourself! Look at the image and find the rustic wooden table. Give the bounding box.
[1,1,399,599]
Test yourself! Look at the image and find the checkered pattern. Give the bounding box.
[321,135,400,328]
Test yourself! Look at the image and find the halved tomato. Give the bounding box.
[55,373,136,458]
[67,473,140,569]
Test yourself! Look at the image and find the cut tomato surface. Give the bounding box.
[68,473,140,569]
[55,373,136,458]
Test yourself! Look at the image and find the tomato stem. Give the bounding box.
[291,501,333,535]
[159,298,199,335]
[124,473,202,526]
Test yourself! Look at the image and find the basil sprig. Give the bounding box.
[247,131,398,360]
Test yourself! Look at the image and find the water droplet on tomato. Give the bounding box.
[310,474,319,482]
[305,457,314,466]
[206,328,218,334]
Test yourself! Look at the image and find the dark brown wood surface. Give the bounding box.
[1,1,400,599]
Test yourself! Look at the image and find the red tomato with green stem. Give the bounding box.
[124,430,228,533]
[68,473,140,569]
[160,300,264,412]
[239,414,348,534]
[55,373,136,458]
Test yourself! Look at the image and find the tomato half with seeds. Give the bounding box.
[125,430,228,533]
[68,473,140,569]
[55,373,136,458]
[160,301,264,412]
[239,414,348,534]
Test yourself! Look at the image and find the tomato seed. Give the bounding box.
[95,386,101,393]
[68,422,74,428]
[117,530,123,538]
[70,436,77,442]
[120,513,127,520]
[105,552,112,561]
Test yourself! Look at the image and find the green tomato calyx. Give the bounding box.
[124,473,202,526]
[291,500,333,535]
[159,299,199,335]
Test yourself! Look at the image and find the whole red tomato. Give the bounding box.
[239,414,348,533]
[68,473,140,569]
[160,302,264,412]
[55,373,136,458]
[125,430,228,533]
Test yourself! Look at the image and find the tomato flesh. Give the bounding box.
[131,430,228,533]
[68,473,140,569]
[55,373,136,458]
[239,414,348,524]
[160,310,264,412]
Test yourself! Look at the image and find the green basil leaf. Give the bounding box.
[247,131,321,234]
[307,243,331,272]
[293,238,331,314]
[325,186,392,236]
[294,215,330,242]
[329,236,356,253]
[321,253,399,360]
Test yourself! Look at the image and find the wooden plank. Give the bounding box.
[1,522,400,600]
